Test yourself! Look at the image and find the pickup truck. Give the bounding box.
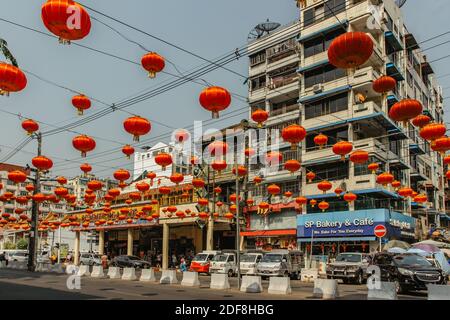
[326,252,370,284]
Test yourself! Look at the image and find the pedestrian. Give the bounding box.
[101,253,108,269]
[0,251,7,266]
[66,252,72,264]
[171,253,177,269]
[156,254,162,268]
[180,257,187,272]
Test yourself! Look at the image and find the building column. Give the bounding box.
[74,231,80,266]
[162,223,169,270]
[98,230,105,255]
[127,228,133,256]
[206,217,214,250]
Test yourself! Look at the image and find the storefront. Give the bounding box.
[242,203,298,251]
[297,209,416,256]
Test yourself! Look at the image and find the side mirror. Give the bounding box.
[282,259,287,263]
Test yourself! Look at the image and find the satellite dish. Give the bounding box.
[248,19,281,41]
[396,0,407,7]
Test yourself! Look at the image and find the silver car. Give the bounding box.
[80,253,102,266]
[257,250,304,279]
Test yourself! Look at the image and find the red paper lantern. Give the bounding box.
[267,184,281,195]
[398,187,413,198]
[414,194,427,203]
[170,173,184,185]
[158,186,171,195]
[251,109,269,127]
[8,170,27,184]
[54,187,68,197]
[199,86,231,118]
[32,156,53,171]
[266,151,283,167]
[420,123,446,142]
[122,145,135,159]
[318,201,330,212]
[318,181,332,194]
[141,52,165,78]
[72,95,91,115]
[349,150,369,164]
[155,152,173,171]
[284,159,301,173]
[136,182,150,193]
[80,163,92,174]
[41,0,91,43]
[376,172,394,186]
[0,63,27,95]
[56,176,67,185]
[281,124,306,150]
[253,176,263,185]
[314,133,328,149]
[174,129,190,143]
[372,76,396,94]
[21,119,39,135]
[391,180,401,189]
[368,163,379,174]
[123,116,151,142]
[207,141,229,158]
[211,160,227,173]
[72,135,96,157]
[87,180,102,191]
[343,193,357,203]
[431,136,450,155]
[328,32,373,69]
[232,165,248,177]
[244,148,256,158]
[389,99,423,124]
[332,141,353,160]
[306,172,316,183]
[113,169,130,182]
[192,178,205,189]
[412,114,431,128]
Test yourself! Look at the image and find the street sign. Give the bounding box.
[374,224,387,238]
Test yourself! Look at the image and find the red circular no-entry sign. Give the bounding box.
[374,224,387,238]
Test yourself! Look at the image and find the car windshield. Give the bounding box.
[261,254,282,263]
[213,255,227,262]
[128,256,141,261]
[241,255,257,263]
[92,254,101,259]
[193,254,209,262]
[15,252,27,257]
[336,254,361,263]
[394,254,433,267]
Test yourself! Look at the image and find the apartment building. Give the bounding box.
[245,0,447,253]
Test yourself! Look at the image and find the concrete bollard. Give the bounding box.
[91,265,106,278]
[240,276,263,293]
[159,269,178,284]
[313,279,339,300]
[17,262,27,270]
[107,267,122,279]
[427,284,450,300]
[7,261,17,269]
[77,265,91,277]
[268,277,292,295]
[301,268,319,283]
[367,281,397,300]
[210,273,230,290]
[121,267,137,281]
[0,261,6,268]
[181,271,201,287]
[140,268,157,282]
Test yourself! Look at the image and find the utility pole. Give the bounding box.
[234,161,241,289]
[27,132,41,272]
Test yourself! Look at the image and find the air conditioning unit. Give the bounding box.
[313,84,323,93]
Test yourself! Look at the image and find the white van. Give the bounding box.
[210,252,237,277]
[240,252,263,275]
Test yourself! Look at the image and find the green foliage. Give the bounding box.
[16,238,28,250]
[3,242,16,250]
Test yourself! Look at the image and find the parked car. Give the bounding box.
[369,252,447,294]
[9,251,28,262]
[111,255,151,269]
[326,252,370,284]
[210,251,236,277]
[240,252,263,275]
[80,253,102,266]
[256,250,304,279]
[189,250,220,274]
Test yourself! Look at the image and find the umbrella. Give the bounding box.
[407,248,429,256]
[387,247,407,254]
[383,240,411,251]
[415,240,450,249]
[412,243,440,253]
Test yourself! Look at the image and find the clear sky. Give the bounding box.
[0,0,448,179]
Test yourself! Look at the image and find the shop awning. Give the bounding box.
[409,143,425,155]
[405,33,419,50]
[297,59,329,74]
[297,236,376,242]
[385,31,403,52]
[353,188,401,199]
[241,229,296,237]
[386,62,405,81]
[387,94,399,107]
[297,20,348,43]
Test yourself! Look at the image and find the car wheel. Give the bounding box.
[342,278,349,284]
[356,272,364,285]
[394,280,404,294]
[227,269,234,277]
[283,271,289,277]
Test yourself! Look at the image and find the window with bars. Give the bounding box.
[306,161,349,182]
[304,29,345,58]
[304,64,346,88]
[304,92,348,120]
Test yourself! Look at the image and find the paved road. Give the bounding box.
[0,269,427,300]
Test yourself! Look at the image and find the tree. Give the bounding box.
[16,238,28,250]
[0,38,18,67]
[4,242,16,250]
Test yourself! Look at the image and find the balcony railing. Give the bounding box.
[268,74,299,90]
[270,103,299,117]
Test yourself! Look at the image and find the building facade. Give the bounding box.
[245,0,447,255]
